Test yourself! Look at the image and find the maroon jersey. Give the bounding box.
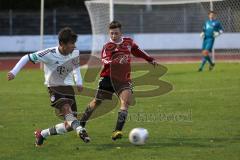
[100,37,154,82]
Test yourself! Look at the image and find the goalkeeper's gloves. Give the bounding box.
[200,32,205,38]
[213,31,220,38]
[214,30,223,38]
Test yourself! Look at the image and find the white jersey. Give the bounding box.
[28,46,82,87]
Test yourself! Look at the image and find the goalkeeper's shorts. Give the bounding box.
[202,38,215,52]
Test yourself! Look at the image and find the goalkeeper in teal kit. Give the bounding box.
[198,11,223,72]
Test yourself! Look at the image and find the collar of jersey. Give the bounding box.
[56,46,70,57]
[110,37,123,44]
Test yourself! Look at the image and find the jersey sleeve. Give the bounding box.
[28,49,51,64]
[216,21,223,33]
[72,51,82,86]
[101,44,112,64]
[131,40,154,62]
[202,21,206,32]
[10,55,29,76]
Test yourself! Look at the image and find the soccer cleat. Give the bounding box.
[111,130,123,141]
[79,128,90,143]
[209,63,215,71]
[198,68,203,72]
[34,129,45,147]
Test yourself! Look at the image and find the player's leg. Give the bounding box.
[199,50,214,71]
[35,86,90,146]
[61,103,90,143]
[208,39,215,70]
[199,39,209,71]
[199,51,207,72]
[205,52,214,66]
[112,89,132,140]
[35,102,75,147]
[35,121,71,146]
[49,86,90,142]
[39,99,77,139]
[205,39,215,70]
[40,121,70,137]
[79,98,102,127]
[80,77,114,127]
[35,104,90,146]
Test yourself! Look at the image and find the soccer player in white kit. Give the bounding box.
[7,27,90,146]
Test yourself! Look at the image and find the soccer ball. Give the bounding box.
[129,128,149,145]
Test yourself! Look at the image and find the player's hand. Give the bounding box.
[213,31,220,38]
[200,32,205,39]
[149,60,158,68]
[76,85,83,92]
[7,72,15,81]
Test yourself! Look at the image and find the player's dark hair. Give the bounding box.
[208,10,216,15]
[109,21,122,30]
[58,27,77,44]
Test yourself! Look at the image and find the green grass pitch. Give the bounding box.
[0,62,240,160]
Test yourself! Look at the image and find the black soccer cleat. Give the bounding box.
[209,63,215,71]
[198,68,203,72]
[34,129,45,147]
[79,128,90,143]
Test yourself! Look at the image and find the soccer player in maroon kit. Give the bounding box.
[80,21,158,140]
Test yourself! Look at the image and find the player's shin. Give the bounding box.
[199,57,207,71]
[41,123,68,138]
[51,123,68,135]
[64,113,91,143]
[80,105,95,127]
[65,113,82,134]
[205,55,214,65]
[114,109,128,131]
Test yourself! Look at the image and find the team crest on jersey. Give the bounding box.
[206,23,213,29]
[120,41,132,51]
[50,95,55,102]
[122,41,130,46]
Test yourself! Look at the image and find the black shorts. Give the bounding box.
[95,76,133,100]
[48,86,77,118]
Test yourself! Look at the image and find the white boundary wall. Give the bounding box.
[0,33,239,52]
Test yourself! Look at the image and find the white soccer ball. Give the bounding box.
[129,128,149,145]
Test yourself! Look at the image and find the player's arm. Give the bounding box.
[72,52,83,92]
[7,49,50,81]
[200,22,206,38]
[214,21,223,38]
[218,21,223,34]
[131,42,158,67]
[101,46,112,64]
[7,54,30,81]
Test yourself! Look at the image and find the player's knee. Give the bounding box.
[64,121,73,132]
[122,95,132,106]
[61,104,72,115]
[202,50,209,56]
[121,99,131,108]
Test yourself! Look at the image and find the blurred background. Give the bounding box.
[0,0,239,65]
